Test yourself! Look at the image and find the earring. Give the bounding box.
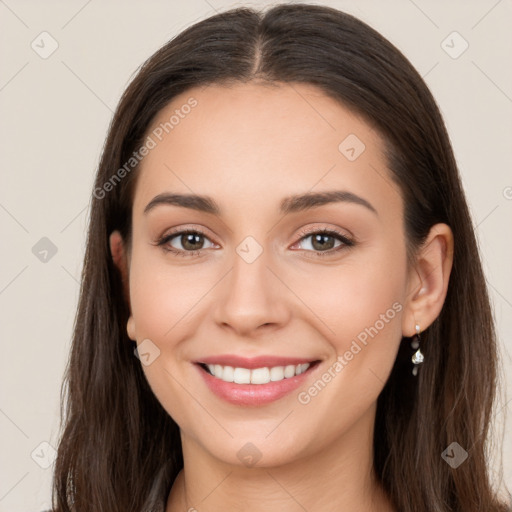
[411,323,424,376]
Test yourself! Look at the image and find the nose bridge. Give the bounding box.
[212,234,289,333]
[232,235,269,293]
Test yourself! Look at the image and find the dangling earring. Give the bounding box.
[411,323,424,376]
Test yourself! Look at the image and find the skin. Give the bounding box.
[109,82,453,512]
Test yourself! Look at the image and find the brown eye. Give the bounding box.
[296,229,353,254]
[158,229,216,255]
[309,233,337,251]
[177,232,206,251]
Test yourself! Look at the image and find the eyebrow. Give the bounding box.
[143,190,378,216]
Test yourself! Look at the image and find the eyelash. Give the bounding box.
[155,227,355,258]
[295,227,355,257]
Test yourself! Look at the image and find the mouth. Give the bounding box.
[196,360,321,384]
[193,357,322,406]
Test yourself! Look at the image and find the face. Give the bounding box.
[119,82,411,467]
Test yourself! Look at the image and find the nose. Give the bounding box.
[212,244,291,337]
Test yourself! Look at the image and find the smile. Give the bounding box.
[194,358,322,406]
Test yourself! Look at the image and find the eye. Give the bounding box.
[292,228,355,257]
[155,226,354,258]
[156,229,217,256]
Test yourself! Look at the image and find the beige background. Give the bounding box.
[0,1,511,510]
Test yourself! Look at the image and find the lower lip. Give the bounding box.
[195,362,319,406]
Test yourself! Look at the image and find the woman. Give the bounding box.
[51,4,510,511]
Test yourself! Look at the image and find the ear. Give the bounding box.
[401,223,454,336]
[109,231,128,279]
[109,231,136,341]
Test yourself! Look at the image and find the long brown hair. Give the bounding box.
[52,4,510,511]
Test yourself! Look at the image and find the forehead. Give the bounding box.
[132,81,401,218]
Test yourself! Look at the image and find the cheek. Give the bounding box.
[292,246,406,337]
[332,263,404,349]
[127,249,204,424]
[287,244,407,389]
[291,252,406,437]
[129,269,170,341]
[128,247,210,342]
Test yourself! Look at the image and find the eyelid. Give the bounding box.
[157,224,215,242]
[294,225,354,242]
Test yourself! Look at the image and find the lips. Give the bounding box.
[193,354,322,406]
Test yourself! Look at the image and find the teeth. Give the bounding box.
[205,362,311,384]
[234,367,251,384]
[251,367,270,384]
[222,365,234,382]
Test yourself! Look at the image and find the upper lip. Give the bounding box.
[196,355,319,369]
